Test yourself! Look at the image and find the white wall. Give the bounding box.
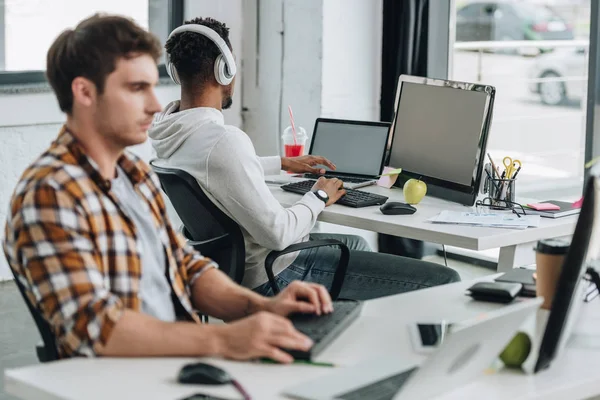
[183,0,243,128]
[321,0,383,121]
[242,0,382,152]
[0,86,179,281]
[279,1,324,149]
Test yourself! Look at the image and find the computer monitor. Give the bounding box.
[387,75,496,206]
[309,118,391,178]
[534,169,600,372]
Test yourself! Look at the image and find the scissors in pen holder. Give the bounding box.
[503,156,522,179]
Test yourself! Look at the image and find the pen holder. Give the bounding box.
[485,177,516,208]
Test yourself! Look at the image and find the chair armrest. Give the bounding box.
[264,239,349,300]
[36,342,54,363]
[184,233,232,255]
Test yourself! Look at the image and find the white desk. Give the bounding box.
[6,279,600,400]
[268,180,578,272]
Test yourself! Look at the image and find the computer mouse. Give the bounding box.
[177,362,232,385]
[379,202,417,215]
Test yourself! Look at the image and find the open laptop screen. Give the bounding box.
[534,168,600,372]
[309,118,390,177]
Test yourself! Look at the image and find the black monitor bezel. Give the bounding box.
[386,75,496,206]
[309,118,392,178]
[534,173,597,372]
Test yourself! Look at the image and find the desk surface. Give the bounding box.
[267,178,578,252]
[6,279,600,400]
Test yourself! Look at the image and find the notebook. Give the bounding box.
[524,200,581,219]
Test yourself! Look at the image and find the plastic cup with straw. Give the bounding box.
[283,105,306,157]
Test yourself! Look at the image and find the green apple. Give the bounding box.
[499,331,531,369]
[403,179,427,204]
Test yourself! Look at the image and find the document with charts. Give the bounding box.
[429,211,540,229]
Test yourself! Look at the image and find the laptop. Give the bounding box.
[301,118,391,189]
[284,297,542,400]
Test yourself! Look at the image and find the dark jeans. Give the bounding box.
[253,233,460,301]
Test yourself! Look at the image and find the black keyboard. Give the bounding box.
[337,367,418,400]
[303,173,375,184]
[286,300,362,360]
[280,180,388,208]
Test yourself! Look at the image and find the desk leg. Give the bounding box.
[497,242,536,272]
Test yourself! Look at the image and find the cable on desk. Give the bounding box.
[232,379,252,400]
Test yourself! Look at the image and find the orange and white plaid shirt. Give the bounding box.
[3,126,216,358]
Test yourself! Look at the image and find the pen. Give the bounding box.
[259,359,336,367]
[511,166,522,180]
[487,153,501,178]
[484,169,500,194]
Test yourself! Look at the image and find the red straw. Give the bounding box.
[288,105,298,145]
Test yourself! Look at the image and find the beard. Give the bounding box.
[222,95,233,110]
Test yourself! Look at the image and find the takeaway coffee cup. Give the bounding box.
[535,238,570,310]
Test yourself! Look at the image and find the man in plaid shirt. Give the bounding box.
[3,14,331,363]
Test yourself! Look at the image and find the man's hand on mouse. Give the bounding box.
[212,311,313,364]
[312,177,346,206]
[281,155,336,175]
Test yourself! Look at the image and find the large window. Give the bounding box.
[451,0,591,200]
[0,0,182,84]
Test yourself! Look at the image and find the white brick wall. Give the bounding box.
[0,124,61,280]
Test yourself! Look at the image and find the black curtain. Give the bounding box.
[378,0,430,259]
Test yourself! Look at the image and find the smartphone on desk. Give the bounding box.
[407,321,454,354]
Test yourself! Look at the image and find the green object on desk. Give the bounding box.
[259,359,335,367]
[499,331,531,369]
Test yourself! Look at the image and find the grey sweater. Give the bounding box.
[148,102,324,289]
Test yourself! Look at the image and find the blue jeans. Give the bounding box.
[253,233,460,300]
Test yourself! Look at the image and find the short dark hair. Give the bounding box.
[165,17,231,86]
[46,14,162,114]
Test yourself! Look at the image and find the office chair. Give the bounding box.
[9,267,59,362]
[151,163,349,299]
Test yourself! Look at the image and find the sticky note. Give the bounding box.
[377,166,400,189]
[527,202,560,211]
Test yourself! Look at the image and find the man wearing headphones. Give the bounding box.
[149,17,460,300]
[4,14,333,362]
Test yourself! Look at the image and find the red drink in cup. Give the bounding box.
[281,126,307,158]
[284,143,305,157]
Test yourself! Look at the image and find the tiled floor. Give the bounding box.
[0,256,492,399]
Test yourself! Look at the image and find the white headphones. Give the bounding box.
[166,24,237,86]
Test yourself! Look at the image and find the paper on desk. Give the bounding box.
[429,211,540,229]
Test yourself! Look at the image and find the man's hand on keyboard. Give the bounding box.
[312,177,346,206]
[281,155,336,175]
[265,281,334,317]
[213,311,313,364]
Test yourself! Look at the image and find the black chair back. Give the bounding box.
[151,163,246,284]
[9,268,59,362]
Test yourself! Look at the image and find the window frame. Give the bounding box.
[0,0,183,86]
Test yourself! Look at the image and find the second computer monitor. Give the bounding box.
[388,75,496,206]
